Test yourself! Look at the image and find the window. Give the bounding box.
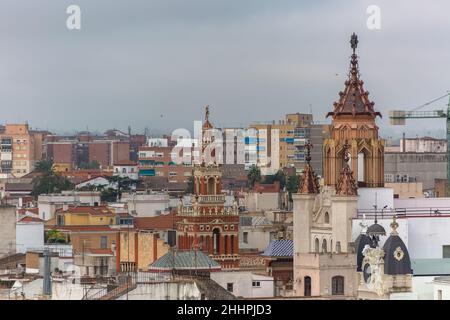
[336,241,341,253]
[324,212,330,224]
[227,283,234,292]
[443,245,450,258]
[243,232,248,244]
[252,281,261,288]
[100,236,108,249]
[315,238,320,253]
[57,215,65,226]
[322,239,327,253]
[332,276,344,295]
[304,276,311,297]
[438,290,443,300]
[122,168,127,173]
[224,235,228,254]
[213,228,220,255]
[230,235,235,254]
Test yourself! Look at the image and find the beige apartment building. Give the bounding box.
[0,124,46,177]
[249,121,296,174]
[248,113,327,175]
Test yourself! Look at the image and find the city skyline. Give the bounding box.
[1,1,450,138]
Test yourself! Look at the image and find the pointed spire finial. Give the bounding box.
[305,140,312,163]
[205,105,210,122]
[390,215,399,235]
[350,33,358,54]
[298,141,320,194]
[335,140,358,196]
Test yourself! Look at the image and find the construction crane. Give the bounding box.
[389,92,450,194]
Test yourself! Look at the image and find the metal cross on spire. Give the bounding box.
[350,33,358,54]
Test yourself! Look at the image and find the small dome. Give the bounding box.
[383,234,412,275]
[355,233,372,271]
[367,223,386,236]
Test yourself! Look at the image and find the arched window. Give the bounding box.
[230,235,235,254]
[205,235,211,253]
[224,235,228,254]
[324,212,330,224]
[213,228,220,255]
[314,238,320,253]
[304,276,311,297]
[357,152,365,183]
[322,239,327,253]
[332,276,344,295]
[200,235,204,251]
[207,177,215,195]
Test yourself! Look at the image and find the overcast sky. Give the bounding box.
[0,1,449,138]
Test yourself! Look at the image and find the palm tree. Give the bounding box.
[35,160,54,176]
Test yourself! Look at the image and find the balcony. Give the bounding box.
[197,195,226,203]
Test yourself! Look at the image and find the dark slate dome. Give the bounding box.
[367,223,386,236]
[355,233,372,271]
[383,234,412,275]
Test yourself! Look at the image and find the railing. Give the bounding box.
[179,206,238,216]
[356,207,450,219]
[197,195,226,203]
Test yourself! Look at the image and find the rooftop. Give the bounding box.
[262,239,293,257]
[134,212,178,230]
[411,258,450,276]
[149,250,221,271]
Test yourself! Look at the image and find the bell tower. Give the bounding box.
[323,33,384,188]
[177,106,240,270]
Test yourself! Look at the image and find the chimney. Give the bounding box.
[62,203,68,211]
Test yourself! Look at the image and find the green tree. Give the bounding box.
[247,165,262,188]
[31,160,74,196]
[45,229,67,244]
[286,174,300,201]
[78,160,100,170]
[263,170,287,189]
[106,176,138,201]
[35,159,54,175]
[101,188,118,202]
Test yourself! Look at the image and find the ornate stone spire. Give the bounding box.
[202,105,213,130]
[298,141,320,194]
[335,140,358,196]
[326,33,381,119]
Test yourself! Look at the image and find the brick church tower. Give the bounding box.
[177,106,240,270]
[323,33,384,188]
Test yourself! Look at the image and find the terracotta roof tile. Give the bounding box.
[134,213,179,230]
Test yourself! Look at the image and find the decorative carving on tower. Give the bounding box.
[335,140,358,196]
[298,141,320,194]
[323,33,385,188]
